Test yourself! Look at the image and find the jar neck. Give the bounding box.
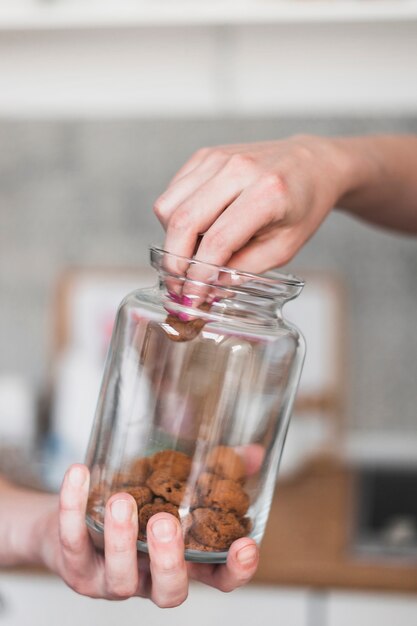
[158,277,286,325]
[151,246,304,327]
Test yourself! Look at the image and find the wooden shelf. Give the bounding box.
[1,1,417,30]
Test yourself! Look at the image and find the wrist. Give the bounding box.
[329,136,382,210]
[0,485,58,568]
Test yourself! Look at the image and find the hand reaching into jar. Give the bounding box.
[0,456,261,608]
[154,134,417,275]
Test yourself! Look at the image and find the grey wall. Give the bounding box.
[0,117,416,433]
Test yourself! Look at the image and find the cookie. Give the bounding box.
[163,302,211,343]
[123,485,153,509]
[147,470,186,506]
[150,450,191,481]
[185,534,213,552]
[206,446,246,483]
[163,315,206,342]
[190,508,247,551]
[129,457,151,484]
[110,471,139,489]
[240,516,253,535]
[138,502,179,540]
[196,475,249,517]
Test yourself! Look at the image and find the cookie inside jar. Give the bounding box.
[87,445,254,562]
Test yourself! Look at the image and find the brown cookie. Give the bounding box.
[196,475,249,517]
[110,471,139,489]
[240,516,253,535]
[147,470,186,506]
[123,485,153,509]
[129,457,151,484]
[138,502,179,541]
[185,534,213,552]
[190,508,247,551]
[206,446,246,483]
[163,315,206,342]
[163,302,211,343]
[150,450,191,481]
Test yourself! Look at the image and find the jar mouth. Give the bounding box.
[150,245,304,303]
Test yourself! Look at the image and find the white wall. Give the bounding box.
[0,8,417,117]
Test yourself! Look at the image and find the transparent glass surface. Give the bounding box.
[85,247,305,563]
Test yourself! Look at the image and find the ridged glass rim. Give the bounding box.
[150,245,305,289]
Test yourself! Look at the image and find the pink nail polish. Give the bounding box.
[168,291,181,303]
[181,295,193,306]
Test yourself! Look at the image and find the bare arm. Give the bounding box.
[154,133,417,273]
[337,134,417,233]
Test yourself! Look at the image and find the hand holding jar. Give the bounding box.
[0,465,259,608]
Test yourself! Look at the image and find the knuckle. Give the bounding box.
[260,172,288,195]
[110,581,138,599]
[60,533,84,555]
[66,576,91,597]
[168,208,193,233]
[153,195,170,220]
[153,555,184,575]
[207,147,229,165]
[154,589,188,609]
[203,228,230,256]
[227,153,256,172]
[194,146,210,160]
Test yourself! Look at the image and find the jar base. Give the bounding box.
[86,514,229,564]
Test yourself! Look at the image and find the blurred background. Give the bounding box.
[0,0,417,624]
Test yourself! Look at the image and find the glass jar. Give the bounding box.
[86,246,305,563]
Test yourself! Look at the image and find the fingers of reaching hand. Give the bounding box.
[103,494,140,598]
[147,513,189,608]
[154,151,230,228]
[179,184,285,303]
[227,225,300,272]
[167,146,215,187]
[189,538,259,593]
[158,150,259,256]
[59,464,97,584]
[162,164,256,262]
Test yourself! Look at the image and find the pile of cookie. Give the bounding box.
[98,446,252,552]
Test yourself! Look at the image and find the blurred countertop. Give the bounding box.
[254,456,417,593]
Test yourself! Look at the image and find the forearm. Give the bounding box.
[0,478,57,567]
[334,134,417,233]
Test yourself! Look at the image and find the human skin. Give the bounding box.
[154,134,417,275]
[0,465,258,608]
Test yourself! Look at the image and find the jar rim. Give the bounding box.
[150,245,304,291]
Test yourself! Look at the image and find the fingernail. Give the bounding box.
[236,545,258,566]
[111,499,132,523]
[150,517,177,543]
[69,466,86,488]
[181,295,192,306]
[168,291,181,303]
[177,311,191,322]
